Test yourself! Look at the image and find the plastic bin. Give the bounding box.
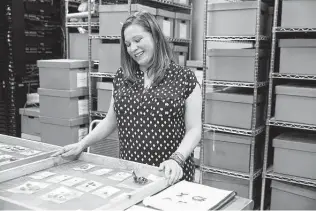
[38,59,89,90]
[99,4,156,36]
[203,132,264,173]
[207,49,268,82]
[69,33,99,61]
[205,88,265,129]
[202,172,260,205]
[275,84,316,125]
[207,1,268,36]
[281,0,316,28]
[273,132,316,180]
[40,116,88,146]
[173,45,188,66]
[38,88,88,119]
[19,107,40,137]
[98,41,120,73]
[97,82,113,112]
[156,9,175,38]
[271,180,316,210]
[174,12,191,39]
[279,39,316,76]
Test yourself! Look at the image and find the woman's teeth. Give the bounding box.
[135,52,144,57]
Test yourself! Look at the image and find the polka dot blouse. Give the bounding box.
[113,62,198,181]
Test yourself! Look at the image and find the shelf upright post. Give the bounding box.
[88,0,93,126]
[65,0,69,59]
[260,0,279,209]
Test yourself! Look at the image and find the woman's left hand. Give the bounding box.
[159,159,183,185]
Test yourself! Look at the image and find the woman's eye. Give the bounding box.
[135,38,142,43]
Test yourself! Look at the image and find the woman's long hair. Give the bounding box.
[120,11,174,86]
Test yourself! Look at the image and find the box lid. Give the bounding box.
[208,1,267,12]
[275,84,316,98]
[40,116,89,126]
[206,88,263,104]
[273,132,316,153]
[38,88,88,98]
[271,180,316,200]
[19,107,40,117]
[279,39,316,48]
[175,12,191,20]
[207,49,266,57]
[99,4,156,15]
[37,59,89,69]
[204,131,252,145]
[186,60,203,68]
[97,82,113,90]
[174,45,189,53]
[156,9,175,18]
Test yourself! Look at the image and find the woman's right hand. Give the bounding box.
[51,142,85,158]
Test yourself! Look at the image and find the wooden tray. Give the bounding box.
[0,134,61,172]
[0,152,169,210]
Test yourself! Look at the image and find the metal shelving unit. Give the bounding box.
[200,0,272,208]
[260,0,316,209]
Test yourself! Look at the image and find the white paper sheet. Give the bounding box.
[76,180,103,192]
[90,168,113,176]
[108,172,132,181]
[7,181,50,194]
[73,163,96,171]
[29,171,56,180]
[60,177,86,187]
[92,186,120,199]
[143,180,235,211]
[41,186,83,204]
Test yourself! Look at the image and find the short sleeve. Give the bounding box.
[183,68,198,99]
[113,67,124,91]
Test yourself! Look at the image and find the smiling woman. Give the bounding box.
[52,11,202,186]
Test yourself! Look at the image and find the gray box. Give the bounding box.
[174,12,191,40]
[97,82,112,112]
[173,45,188,66]
[38,88,88,119]
[207,49,268,82]
[99,4,156,36]
[207,2,268,36]
[156,9,175,38]
[205,88,265,129]
[98,42,120,73]
[19,107,40,137]
[281,0,316,28]
[37,59,89,90]
[275,84,316,125]
[69,33,100,61]
[40,116,89,146]
[271,180,316,210]
[279,39,316,76]
[273,132,316,180]
[202,173,261,203]
[203,132,264,173]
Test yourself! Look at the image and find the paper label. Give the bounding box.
[194,146,200,160]
[76,180,103,192]
[73,163,96,171]
[46,175,72,183]
[78,99,88,116]
[29,171,56,180]
[162,20,171,37]
[8,181,50,194]
[60,177,86,187]
[90,168,113,176]
[179,0,187,4]
[78,127,88,141]
[41,187,83,204]
[19,149,41,156]
[178,55,185,66]
[108,172,132,181]
[92,186,120,199]
[77,72,88,88]
[179,22,187,39]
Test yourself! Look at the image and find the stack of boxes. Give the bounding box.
[98,3,191,70]
[19,107,41,142]
[202,0,271,207]
[37,59,89,146]
[263,0,316,209]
